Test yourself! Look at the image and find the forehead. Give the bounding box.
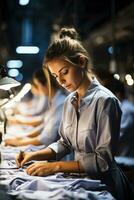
[47,57,69,73]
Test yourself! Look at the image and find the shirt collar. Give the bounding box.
[70,77,100,107]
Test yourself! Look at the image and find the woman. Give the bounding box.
[5,68,67,147]
[16,28,133,199]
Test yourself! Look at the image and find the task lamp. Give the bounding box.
[0,65,20,90]
[0,65,20,144]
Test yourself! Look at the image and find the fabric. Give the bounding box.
[14,190,114,200]
[38,90,67,146]
[0,145,46,160]
[48,78,133,200]
[0,166,115,200]
[7,173,114,200]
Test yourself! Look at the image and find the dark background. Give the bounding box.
[0,0,134,88]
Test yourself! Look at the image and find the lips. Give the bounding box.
[65,84,71,89]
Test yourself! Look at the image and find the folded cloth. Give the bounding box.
[1,172,115,200]
[9,174,104,191]
[9,188,115,200]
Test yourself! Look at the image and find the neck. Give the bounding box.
[76,74,93,100]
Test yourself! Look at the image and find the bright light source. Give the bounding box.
[0,77,20,90]
[16,46,39,54]
[114,74,120,80]
[8,69,19,77]
[16,73,23,81]
[108,46,113,54]
[95,36,104,45]
[126,78,134,86]
[19,0,30,6]
[125,74,132,80]
[2,83,31,108]
[7,60,23,68]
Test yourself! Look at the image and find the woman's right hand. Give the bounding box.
[15,151,35,167]
[16,147,56,168]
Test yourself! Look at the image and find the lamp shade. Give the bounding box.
[0,77,20,90]
[0,65,20,90]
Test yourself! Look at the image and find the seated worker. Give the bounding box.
[16,79,48,117]
[4,68,67,147]
[7,69,50,127]
[16,27,133,200]
[95,69,134,158]
[107,78,134,158]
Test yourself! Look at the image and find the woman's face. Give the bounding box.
[47,57,83,92]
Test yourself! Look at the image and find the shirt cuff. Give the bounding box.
[48,141,70,160]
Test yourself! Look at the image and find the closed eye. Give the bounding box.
[51,67,69,79]
[60,68,69,76]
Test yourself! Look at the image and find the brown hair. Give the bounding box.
[43,27,91,71]
[33,68,60,103]
[43,27,93,96]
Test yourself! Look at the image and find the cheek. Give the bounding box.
[68,71,76,81]
[71,71,81,84]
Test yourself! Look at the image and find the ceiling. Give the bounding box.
[0,0,134,82]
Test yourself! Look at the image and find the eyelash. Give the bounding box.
[61,69,68,75]
[53,69,68,79]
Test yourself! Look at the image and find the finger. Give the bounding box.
[27,166,45,176]
[26,164,37,175]
[15,151,24,167]
[21,157,28,167]
[30,168,46,176]
[21,156,33,167]
[28,168,39,176]
[26,162,36,170]
[15,154,21,167]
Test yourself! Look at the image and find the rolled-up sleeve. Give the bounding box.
[48,120,72,160]
[78,97,122,175]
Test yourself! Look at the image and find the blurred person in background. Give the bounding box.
[4,68,67,147]
[95,69,134,158]
[7,69,49,127]
[16,79,48,117]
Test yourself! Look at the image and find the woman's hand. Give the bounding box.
[16,148,56,168]
[26,161,59,176]
[16,151,35,167]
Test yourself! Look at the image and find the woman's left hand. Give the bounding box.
[26,161,59,176]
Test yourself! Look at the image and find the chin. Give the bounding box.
[67,88,75,93]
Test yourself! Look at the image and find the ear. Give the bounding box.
[78,56,87,69]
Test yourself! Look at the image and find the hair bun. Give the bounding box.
[59,28,79,40]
